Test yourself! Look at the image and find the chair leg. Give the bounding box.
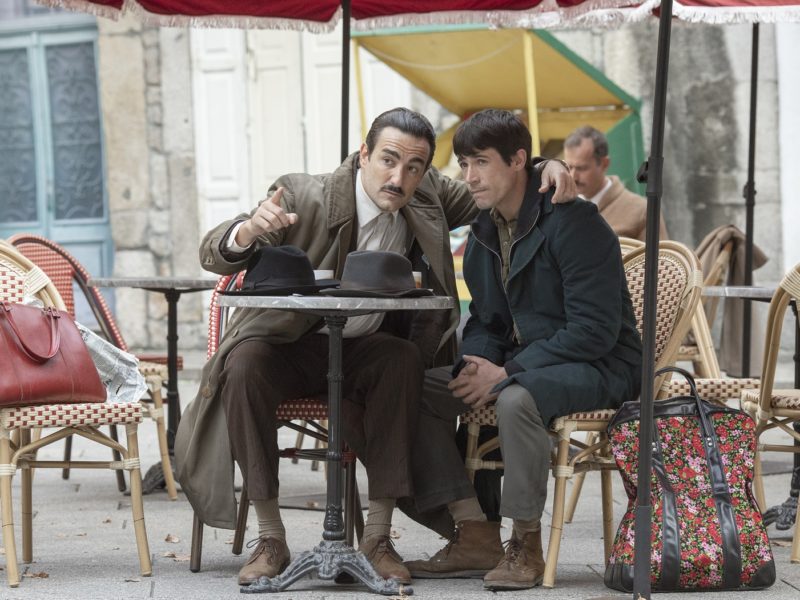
[292,424,305,465]
[600,437,614,563]
[125,423,152,577]
[109,425,127,492]
[312,434,323,472]
[564,431,597,523]
[0,431,20,587]
[149,385,177,500]
[20,429,32,564]
[345,460,356,546]
[543,432,572,589]
[465,423,480,483]
[354,481,364,543]
[792,495,800,564]
[62,434,72,480]
[190,513,204,573]
[233,485,249,556]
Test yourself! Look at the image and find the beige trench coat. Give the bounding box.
[175,153,477,528]
[598,176,669,242]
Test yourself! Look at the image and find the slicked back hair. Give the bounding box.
[364,107,436,168]
[564,125,608,162]
[453,109,532,166]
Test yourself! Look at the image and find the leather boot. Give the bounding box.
[359,535,412,585]
[483,530,545,590]
[238,537,291,585]
[405,520,504,578]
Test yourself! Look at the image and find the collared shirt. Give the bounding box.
[320,169,410,337]
[490,209,521,344]
[226,170,410,338]
[490,208,517,286]
[583,176,612,206]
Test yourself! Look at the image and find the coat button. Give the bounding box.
[201,385,212,398]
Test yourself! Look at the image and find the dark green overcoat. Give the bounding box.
[460,175,642,427]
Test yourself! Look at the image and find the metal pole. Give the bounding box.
[633,0,673,597]
[340,0,351,162]
[742,23,759,376]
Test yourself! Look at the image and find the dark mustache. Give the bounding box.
[381,184,404,196]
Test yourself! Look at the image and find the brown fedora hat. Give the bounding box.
[221,245,338,296]
[321,251,433,298]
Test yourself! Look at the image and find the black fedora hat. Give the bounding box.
[221,245,338,296]
[321,251,433,298]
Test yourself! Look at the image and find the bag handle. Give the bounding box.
[0,302,61,363]
[653,365,742,588]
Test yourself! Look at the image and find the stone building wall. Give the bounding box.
[555,22,782,283]
[97,17,205,353]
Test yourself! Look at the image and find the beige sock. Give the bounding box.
[447,497,486,524]
[253,498,286,541]
[362,497,395,541]
[512,517,541,538]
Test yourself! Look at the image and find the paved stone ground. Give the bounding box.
[3,372,800,599]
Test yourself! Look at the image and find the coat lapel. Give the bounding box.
[508,175,548,282]
[324,153,359,277]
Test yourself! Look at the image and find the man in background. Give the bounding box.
[564,125,668,241]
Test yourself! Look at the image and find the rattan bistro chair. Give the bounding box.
[741,262,800,563]
[8,234,176,500]
[189,272,363,572]
[461,241,703,588]
[677,240,734,378]
[618,236,644,256]
[0,243,151,588]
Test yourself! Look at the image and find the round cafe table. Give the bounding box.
[218,293,455,596]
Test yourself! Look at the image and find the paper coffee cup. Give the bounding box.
[314,270,334,280]
[412,271,422,288]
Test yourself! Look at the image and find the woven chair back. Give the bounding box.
[0,241,66,311]
[757,264,800,407]
[207,271,246,359]
[618,236,645,257]
[7,234,128,351]
[622,241,703,390]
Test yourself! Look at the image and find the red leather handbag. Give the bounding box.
[0,301,107,406]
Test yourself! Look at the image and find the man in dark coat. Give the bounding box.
[405,109,642,590]
[175,107,575,586]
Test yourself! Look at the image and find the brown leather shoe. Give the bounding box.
[405,520,504,579]
[483,530,545,590]
[359,535,411,584]
[238,537,291,585]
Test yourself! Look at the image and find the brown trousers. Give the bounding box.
[220,332,423,502]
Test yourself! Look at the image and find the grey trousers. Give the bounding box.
[412,367,551,521]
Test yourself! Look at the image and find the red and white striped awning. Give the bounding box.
[35,0,800,30]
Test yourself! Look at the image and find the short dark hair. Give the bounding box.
[364,107,436,168]
[452,109,532,166]
[564,126,608,161]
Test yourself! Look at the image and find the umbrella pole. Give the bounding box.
[742,23,759,376]
[634,0,673,597]
[340,0,351,162]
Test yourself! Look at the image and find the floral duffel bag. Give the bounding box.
[604,367,775,592]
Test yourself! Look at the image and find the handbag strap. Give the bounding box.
[0,302,61,363]
[653,366,742,589]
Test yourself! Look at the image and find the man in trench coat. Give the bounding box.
[405,109,642,590]
[174,107,574,585]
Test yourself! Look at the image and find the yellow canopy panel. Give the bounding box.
[356,28,627,116]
